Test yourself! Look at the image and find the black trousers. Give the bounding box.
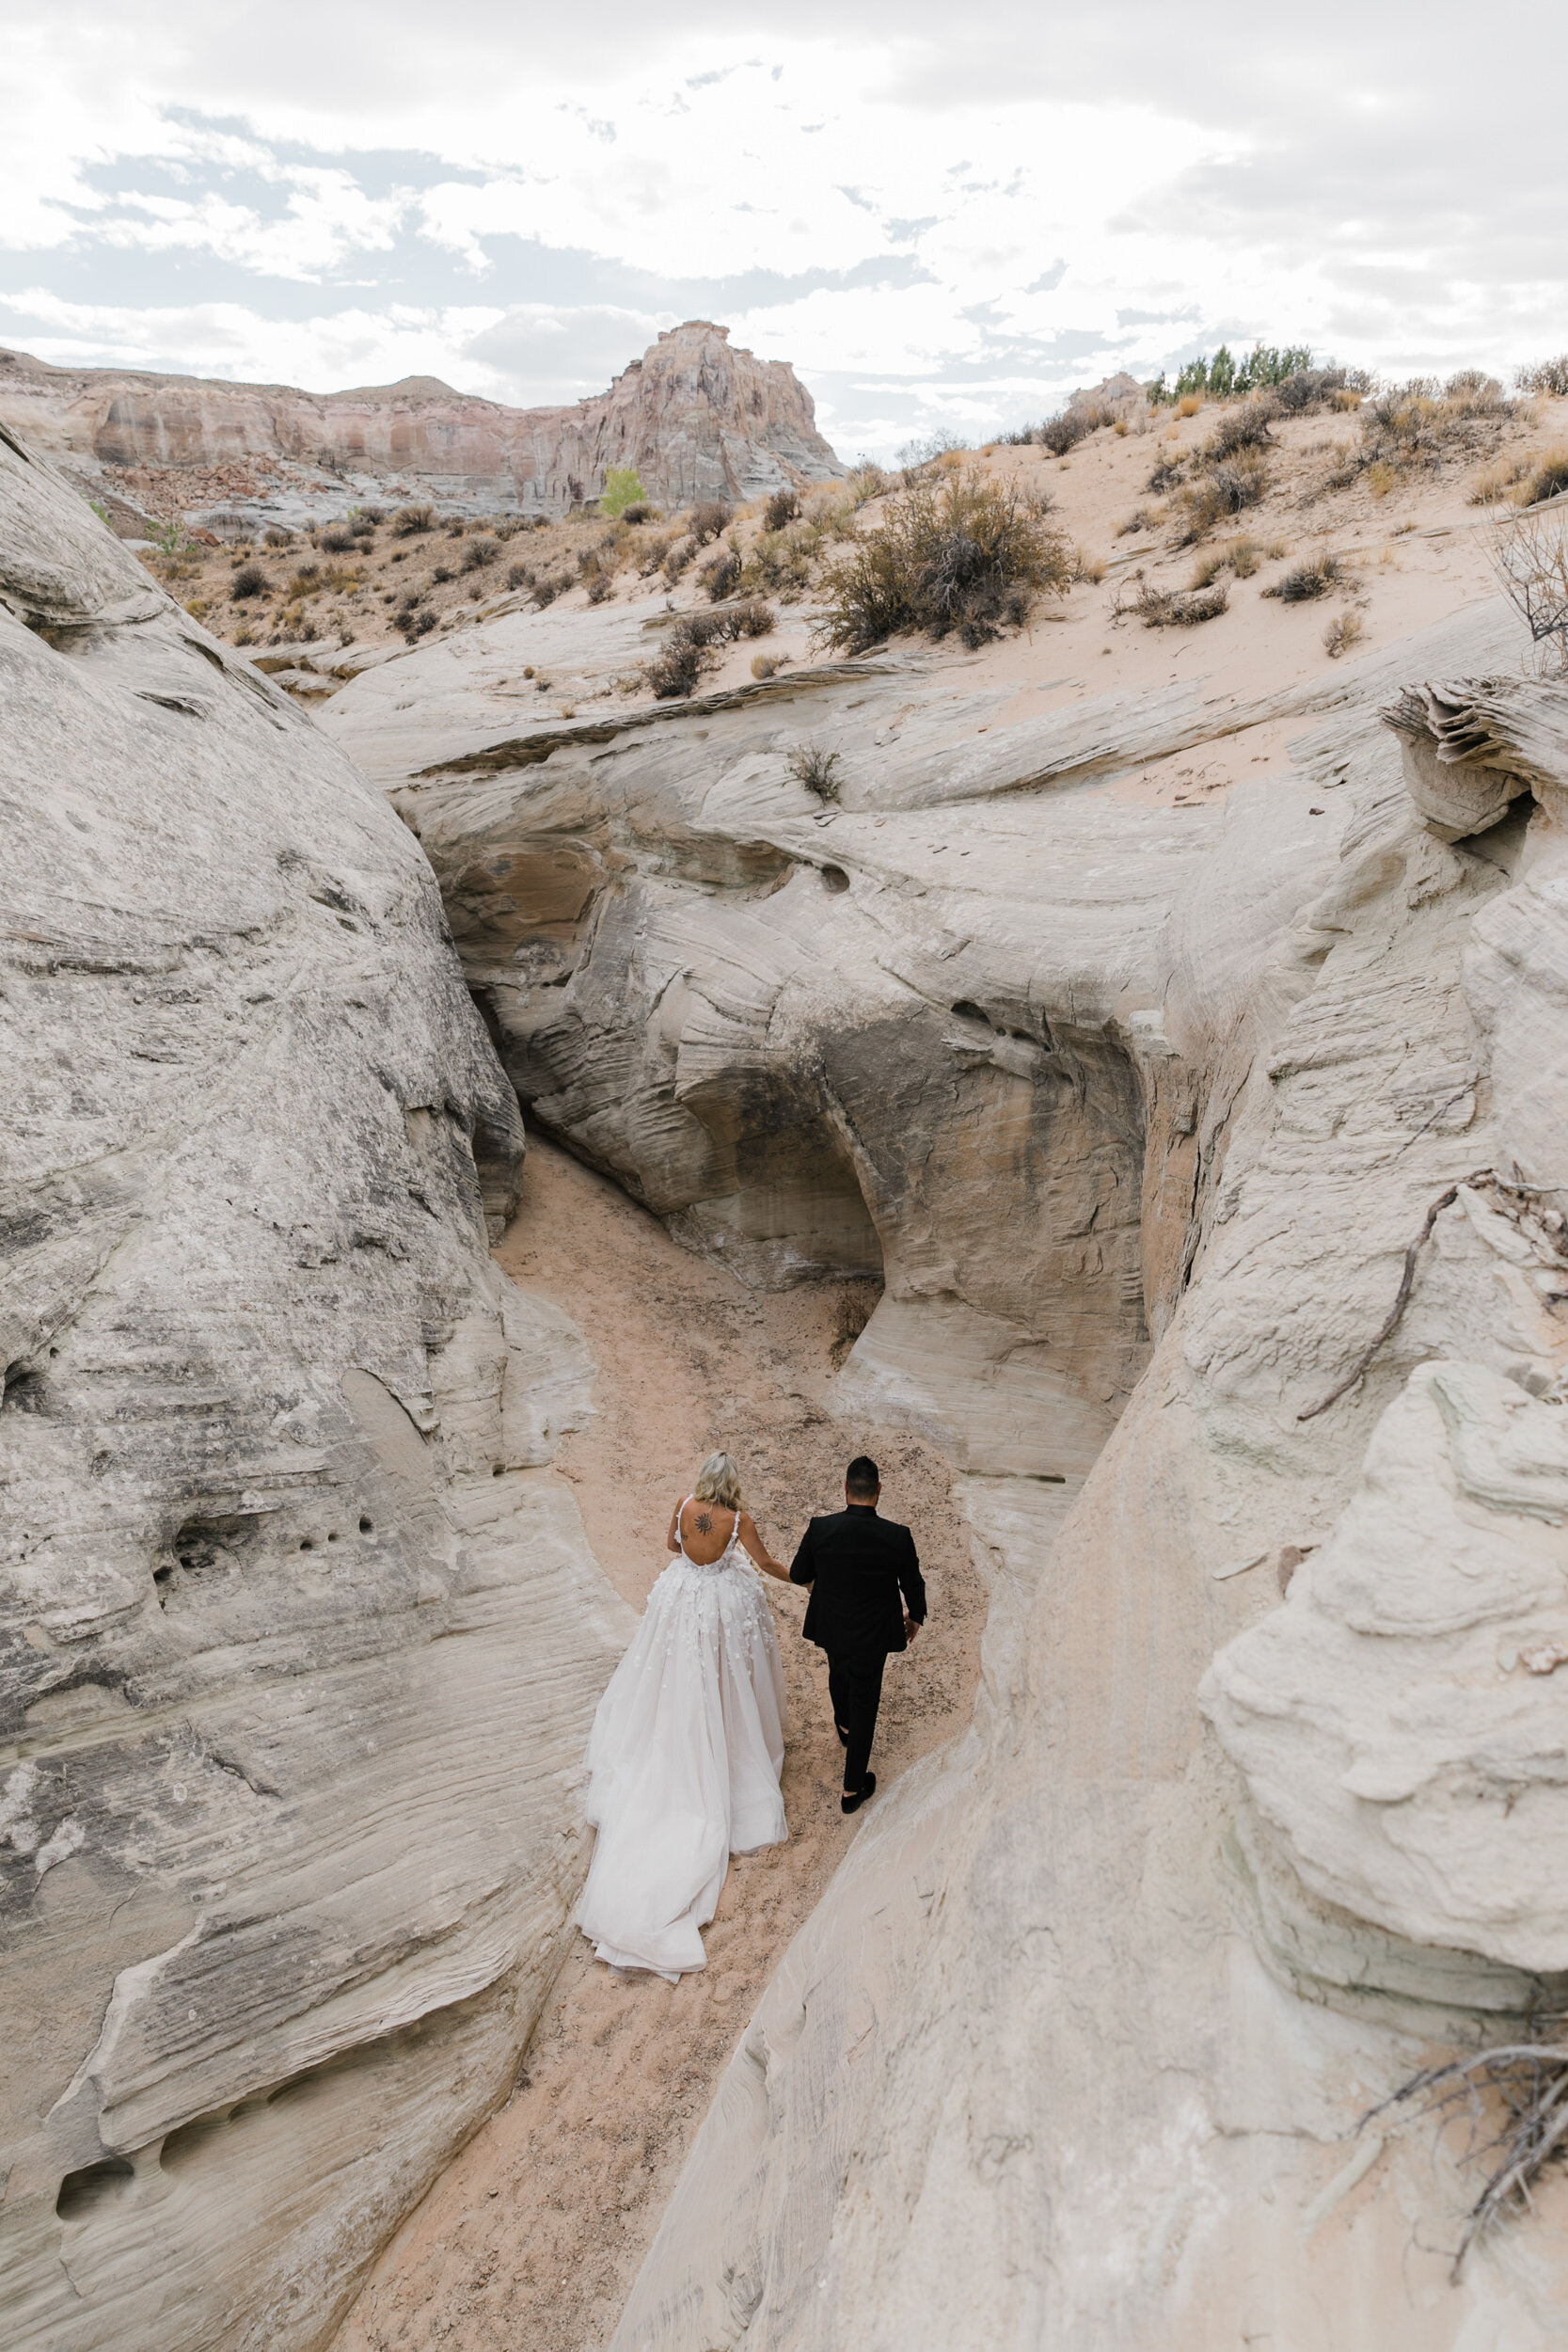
[827,1650,886,1790]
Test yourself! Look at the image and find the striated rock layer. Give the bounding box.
[324,589,1568,2341]
[0,425,628,2352]
[0,323,843,533]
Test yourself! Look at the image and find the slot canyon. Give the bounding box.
[7,389,1568,2352]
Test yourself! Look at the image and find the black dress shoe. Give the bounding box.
[834,1722,849,1746]
[841,1772,876,1815]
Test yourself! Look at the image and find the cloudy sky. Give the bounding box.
[5,1,1566,458]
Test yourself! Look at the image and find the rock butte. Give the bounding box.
[8,364,1568,2349]
[0,322,843,535]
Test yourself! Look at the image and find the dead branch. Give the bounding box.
[1365,2039,1568,2279]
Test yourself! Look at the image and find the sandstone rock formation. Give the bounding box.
[0,424,628,2352]
[0,323,842,534]
[324,581,1568,2340]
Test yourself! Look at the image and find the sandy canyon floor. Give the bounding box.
[329,1136,985,2352]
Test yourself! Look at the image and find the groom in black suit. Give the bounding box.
[790,1454,927,1813]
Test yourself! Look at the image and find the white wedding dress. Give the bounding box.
[578,1502,788,1979]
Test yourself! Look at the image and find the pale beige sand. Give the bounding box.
[329,1135,985,2352]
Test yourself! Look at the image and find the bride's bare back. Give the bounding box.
[667,1496,789,1577]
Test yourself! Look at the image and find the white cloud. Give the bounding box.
[3,1,1565,453]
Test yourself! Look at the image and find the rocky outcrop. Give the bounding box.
[0,425,628,2352]
[0,324,842,533]
[325,590,1568,2340]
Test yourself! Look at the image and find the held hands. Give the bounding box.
[904,1612,920,1640]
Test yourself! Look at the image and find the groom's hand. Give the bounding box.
[904,1612,919,1640]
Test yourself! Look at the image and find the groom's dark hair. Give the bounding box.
[846,1454,879,1498]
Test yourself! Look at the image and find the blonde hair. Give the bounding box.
[692,1452,741,1510]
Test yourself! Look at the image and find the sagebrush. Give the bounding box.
[816,469,1070,652]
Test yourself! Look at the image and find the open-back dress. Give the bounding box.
[577,1500,788,1979]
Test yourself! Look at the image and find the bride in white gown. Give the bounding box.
[578,1453,793,1980]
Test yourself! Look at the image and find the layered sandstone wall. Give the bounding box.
[0,426,629,2351]
[0,323,842,532]
[325,582,1568,2342]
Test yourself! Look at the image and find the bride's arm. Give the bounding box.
[737,1513,790,1581]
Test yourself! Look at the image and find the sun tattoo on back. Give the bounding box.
[694,1509,713,1535]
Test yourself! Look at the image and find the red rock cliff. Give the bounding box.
[0,321,843,526]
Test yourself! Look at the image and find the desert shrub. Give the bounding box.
[531,573,569,609]
[744,520,822,596]
[462,536,499,572]
[644,615,720,699]
[1039,410,1091,457]
[1191,534,1275,587]
[689,501,733,546]
[817,469,1070,653]
[1173,453,1270,542]
[1205,403,1276,462]
[1330,381,1513,492]
[1446,373,1511,420]
[230,563,267,600]
[263,527,293,548]
[751,653,777,680]
[357,506,385,526]
[290,562,321,591]
[1117,502,1162,536]
[620,502,653,525]
[1273,367,1350,415]
[1123,578,1229,628]
[1263,551,1343,601]
[1323,612,1365,659]
[1521,450,1568,507]
[661,539,694,583]
[431,564,453,584]
[586,574,613,605]
[392,504,435,536]
[445,516,466,536]
[506,561,533,591]
[765,486,801,531]
[1469,457,1532,506]
[1071,546,1106,583]
[724,599,774,640]
[319,525,357,554]
[1517,357,1568,398]
[787,743,843,800]
[636,532,674,577]
[701,548,743,602]
[1490,508,1568,673]
[600,465,648,520]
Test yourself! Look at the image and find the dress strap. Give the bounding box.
[675,1496,694,1558]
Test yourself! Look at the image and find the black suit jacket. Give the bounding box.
[790,1504,926,1659]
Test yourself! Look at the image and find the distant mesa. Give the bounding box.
[0,320,843,534]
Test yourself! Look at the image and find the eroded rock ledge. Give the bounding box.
[0,430,627,2352]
